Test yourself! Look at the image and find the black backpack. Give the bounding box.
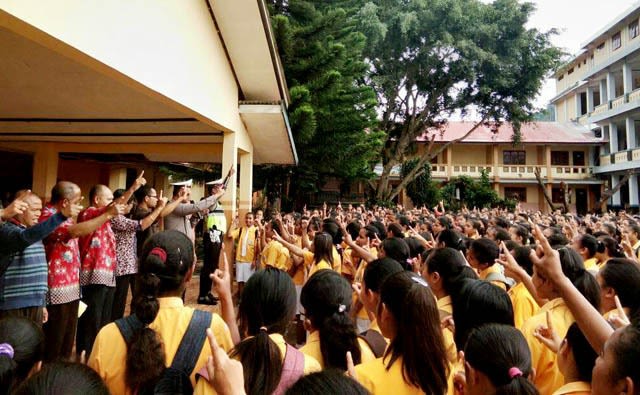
[115,310,212,395]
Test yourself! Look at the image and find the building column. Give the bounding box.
[612,174,622,206]
[623,60,634,94]
[610,122,619,153]
[586,86,595,113]
[626,117,637,149]
[607,71,617,101]
[221,132,238,224]
[574,93,582,117]
[32,143,59,201]
[108,167,127,192]
[600,79,608,103]
[545,145,552,182]
[238,150,253,220]
[629,175,639,207]
[445,146,453,179]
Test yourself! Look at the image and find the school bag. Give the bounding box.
[484,271,515,290]
[114,309,212,395]
[359,329,387,358]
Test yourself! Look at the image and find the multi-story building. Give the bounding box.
[552,2,640,210]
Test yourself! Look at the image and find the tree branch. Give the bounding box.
[597,170,636,208]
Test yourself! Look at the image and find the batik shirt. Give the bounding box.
[78,207,116,287]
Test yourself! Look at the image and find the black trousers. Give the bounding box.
[111,274,135,321]
[199,230,223,298]
[43,300,79,362]
[76,284,115,357]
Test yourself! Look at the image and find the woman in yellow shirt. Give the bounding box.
[462,324,537,395]
[596,258,640,321]
[300,270,375,370]
[551,323,596,395]
[219,267,320,394]
[354,271,448,395]
[274,231,334,279]
[88,230,234,395]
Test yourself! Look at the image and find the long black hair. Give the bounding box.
[232,268,297,395]
[464,324,538,395]
[379,271,448,394]
[0,317,44,394]
[300,270,361,370]
[425,247,477,297]
[126,230,194,393]
[13,361,109,395]
[564,322,597,382]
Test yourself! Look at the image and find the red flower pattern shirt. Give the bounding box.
[78,207,116,287]
[40,204,81,305]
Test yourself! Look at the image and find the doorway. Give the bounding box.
[575,188,588,215]
[0,150,33,207]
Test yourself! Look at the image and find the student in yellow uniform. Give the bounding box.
[521,247,600,395]
[595,236,625,271]
[300,270,375,370]
[357,257,404,357]
[548,323,596,395]
[275,231,334,279]
[571,234,600,271]
[196,267,320,394]
[354,271,448,395]
[462,324,538,395]
[260,220,291,272]
[423,247,478,364]
[226,212,259,298]
[467,238,509,290]
[596,258,640,321]
[624,223,640,259]
[88,231,234,395]
[503,245,540,329]
[449,279,515,395]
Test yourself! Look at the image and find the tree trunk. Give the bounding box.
[534,167,556,211]
[597,171,635,208]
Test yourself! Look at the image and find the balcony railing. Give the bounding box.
[580,89,640,120]
[599,147,640,167]
[428,164,591,180]
[629,87,640,103]
[592,102,610,116]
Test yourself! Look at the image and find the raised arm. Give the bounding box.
[121,171,146,204]
[139,191,167,230]
[68,204,125,238]
[273,231,305,258]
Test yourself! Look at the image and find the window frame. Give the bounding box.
[612,31,622,50]
[503,150,526,165]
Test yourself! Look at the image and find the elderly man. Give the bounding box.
[0,191,80,325]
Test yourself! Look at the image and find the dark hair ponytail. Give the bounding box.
[557,248,600,310]
[126,230,194,393]
[425,247,476,296]
[0,317,44,393]
[465,324,538,395]
[12,361,109,395]
[379,271,448,394]
[565,323,596,382]
[231,268,296,394]
[599,258,640,315]
[301,270,361,370]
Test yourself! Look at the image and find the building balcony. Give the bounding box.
[596,147,640,173]
[586,88,640,123]
[428,163,594,181]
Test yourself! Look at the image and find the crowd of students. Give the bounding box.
[1,187,640,394]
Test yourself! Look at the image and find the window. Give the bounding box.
[597,42,605,51]
[573,151,585,166]
[568,67,574,74]
[558,74,564,81]
[505,187,527,202]
[612,31,622,50]
[552,188,564,203]
[503,150,526,165]
[630,20,639,39]
[551,151,569,165]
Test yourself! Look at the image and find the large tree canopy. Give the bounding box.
[264,0,384,208]
[355,0,563,202]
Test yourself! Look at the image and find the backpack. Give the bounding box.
[115,310,212,395]
[359,329,387,358]
[484,271,515,290]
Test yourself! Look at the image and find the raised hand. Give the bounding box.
[2,191,30,219]
[206,328,246,395]
[607,295,630,329]
[346,351,357,380]
[133,170,147,189]
[157,190,168,207]
[533,310,562,353]
[211,244,232,303]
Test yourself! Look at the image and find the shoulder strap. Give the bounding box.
[114,315,145,343]
[359,330,387,358]
[170,310,213,375]
[484,272,513,289]
[273,344,305,395]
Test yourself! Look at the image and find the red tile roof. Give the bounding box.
[417,121,603,144]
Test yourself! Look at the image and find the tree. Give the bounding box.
[355,0,563,202]
[401,158,440,208]
[264,0,384,208]
[441,169,500,210]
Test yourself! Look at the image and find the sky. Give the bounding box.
[525,0,640,108]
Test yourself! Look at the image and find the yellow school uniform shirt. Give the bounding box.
[332,246,342,273]
[300,330,376,369]
[230,226,258,263]
[303,250,332,278]
[342,247,357,278]
[478,263,507,290]
[194,333,321,394]
[583,257,598,272]
[633,241,640,259]
[521,298,574,395]
[290,235,306,285]
[89,297,233,395]
[447,358,464,395]
[437,296,456,364]
[509,282,539,330]
[261,239,291,271]
[552,381,591,395]
[356,355,424,395]
[603,307,630,321]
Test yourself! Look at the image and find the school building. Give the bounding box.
[0,0,297,221]
[552,2,640,210]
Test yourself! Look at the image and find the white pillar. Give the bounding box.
[32,142,59,201]
[238,151,253,219]
[610,122,619,153]
[108,168,127,192]
[600,79,608,103]
[627,117,637,149]
[586,86,595,113]
[629,174,639,207]
[575,93,582,117]
[623,60,634,94]
[607,71,617,100]
[221,132,238,225]
[612,175,622,206]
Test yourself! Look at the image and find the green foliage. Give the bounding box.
[357,0,564,200]
[401,158,440,207]
[440,169,501,210]
[261,0,384,206]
